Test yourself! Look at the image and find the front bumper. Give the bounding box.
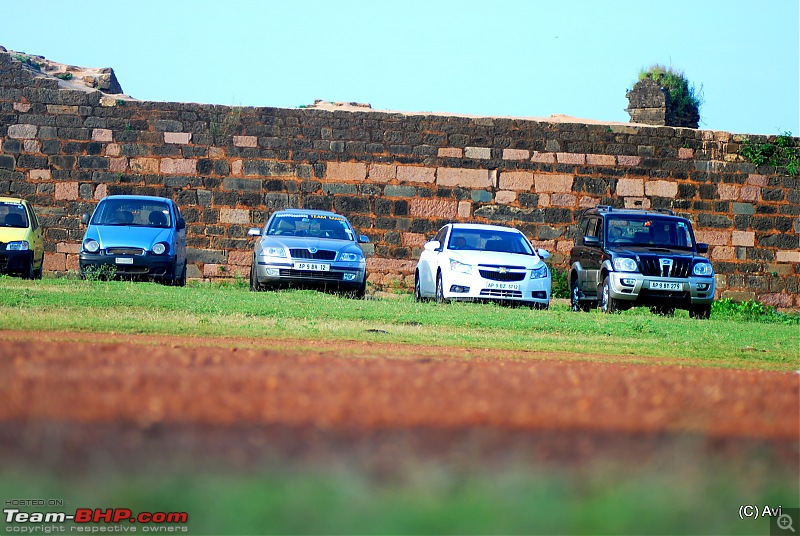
[0,250,33,275]
[254,259,366,290]
[607,272,715,307]
[80,252,177,279]
[440,270,551,305]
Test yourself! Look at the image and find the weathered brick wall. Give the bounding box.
[1,51,798,306]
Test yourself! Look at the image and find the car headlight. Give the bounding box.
[261,246,287,258]
[340,252,361,262]
[449,258,472,275]
[6,240,29,251]
[82,239,100,253]
[530,265,548,279]
[613,257,638,272]
[152,242,168,255]
[693,262,714,276]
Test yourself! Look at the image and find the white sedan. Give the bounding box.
[414,223,552,309]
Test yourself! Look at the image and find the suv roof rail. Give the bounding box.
[595,205,613,212]
[652,208,675,215]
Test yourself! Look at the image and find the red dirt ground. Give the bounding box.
[1,330,797,472]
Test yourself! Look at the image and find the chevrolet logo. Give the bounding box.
[498,267,508,274]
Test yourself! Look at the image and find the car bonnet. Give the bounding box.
[448,249,545,267]
[88,225,173,250]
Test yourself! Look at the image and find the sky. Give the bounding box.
[3,0,798,136]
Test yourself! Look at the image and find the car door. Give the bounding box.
[580,217,604,293]
[418,226,448,296]
[24,202,44,268]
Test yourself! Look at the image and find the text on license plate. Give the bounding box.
[115,257,134,265]
[293,262,330,271]
[650,281,681,291]
[485,282,520,290]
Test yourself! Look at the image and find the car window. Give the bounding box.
[448,228,534,255]
[607,217,693,249]
[266,213,354,240]
[24,204,39,231]
[91,199,172,228]
[0,202,29,228]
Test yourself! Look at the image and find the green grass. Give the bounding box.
[0,276,798,370]
[0,456,794,535]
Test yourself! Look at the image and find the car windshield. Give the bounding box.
[0,202,29,228]
[91,199,172,228]
[266,213,354,241]
[607,217,694,249]
[448,228,534,255]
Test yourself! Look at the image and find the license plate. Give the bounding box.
[650,281,681,291]
[293,262,329,271]
[485,282,520,290]
[115,257,134,265]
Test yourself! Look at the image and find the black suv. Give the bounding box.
[568,206,715,318]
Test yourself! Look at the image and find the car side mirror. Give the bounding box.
[583,236,600,246]
[424,240,441,251]
[176,217,186,230]
[537,248,550,259]
[696,242,708,254]
[80,213,90,225]
[358,235,370,243]
[247,227,262,237]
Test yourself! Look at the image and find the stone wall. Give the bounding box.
[1,51,798,306]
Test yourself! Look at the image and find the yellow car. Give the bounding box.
[0,197,44,279]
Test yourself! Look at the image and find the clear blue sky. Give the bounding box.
[4,0,798,136]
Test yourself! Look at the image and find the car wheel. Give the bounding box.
[249,261,262,292]
[352,279,367,300]
[175,263,187,287]
[570,279,590,312]
[22,257,34,280]
[689,305,711,319]
[435,272,448,304]
[600,276,618,314]
[33,260,43,280]
[414,272,423,302]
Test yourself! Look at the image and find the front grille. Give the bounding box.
[0,255,7,270]
[480,289,523,298]
[279,269,342,281]
[479,269,525,282]
[290,249,336,260]
[639,257,691,278]
[107,247,145,256]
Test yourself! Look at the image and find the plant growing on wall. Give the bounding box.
[638,64,703,124]
[740,132,799,176]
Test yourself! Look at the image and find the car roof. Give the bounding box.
[271,209,346,218]
[99,195,173,204]
[448,223,524,233]
[0,197,28,205]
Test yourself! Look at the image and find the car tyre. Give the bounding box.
[570,279,591,312]
[435,272,448,304]
[414,272,423,302]
[689,305,711,319]
[600,276,619,314]
[350,278,367,300]
[174,263,187,287]
[22,257,34,280]
[249,261,262,292]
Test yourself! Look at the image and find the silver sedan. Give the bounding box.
[248,209,369,297]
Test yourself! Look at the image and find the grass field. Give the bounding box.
[1,276,797,535]
[0,276,797,370]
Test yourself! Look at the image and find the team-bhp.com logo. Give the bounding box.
[5,507,188,527]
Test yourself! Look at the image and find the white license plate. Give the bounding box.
[485,282,520,290]
[650,281,681,291]
[293,262,330,271]
[115,257,134,265]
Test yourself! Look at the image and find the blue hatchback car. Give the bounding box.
[79,195,187,285]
